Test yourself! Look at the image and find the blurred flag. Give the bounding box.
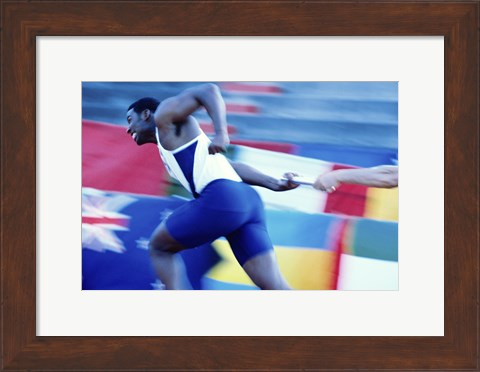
[231,145,398,221]
[81,186,398,290]
[82,188,221,290]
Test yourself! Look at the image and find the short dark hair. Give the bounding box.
[128,97,160,114]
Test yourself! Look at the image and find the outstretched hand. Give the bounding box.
[314,172,339,193]
[209,133,230,154]
[275,172,301,191]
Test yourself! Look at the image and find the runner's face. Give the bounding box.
[126,108,156,145]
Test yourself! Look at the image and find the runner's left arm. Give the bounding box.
[229,161,298,192]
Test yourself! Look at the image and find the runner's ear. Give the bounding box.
[141,109,151,120]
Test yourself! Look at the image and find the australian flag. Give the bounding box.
[81,187,220,290]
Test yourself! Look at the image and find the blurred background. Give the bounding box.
[82,82,398,290]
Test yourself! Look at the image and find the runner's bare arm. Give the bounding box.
[229,161,299,192]
[154,83,229,153]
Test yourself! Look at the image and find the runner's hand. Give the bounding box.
[209,133,230,154]
[275,172,300,191]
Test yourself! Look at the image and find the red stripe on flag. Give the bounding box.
[226,103,259,114]
[231,139,298,154]
[221,82,282,94]
[323,164,368,217]
[328,219,349,290]
[82,216,129,227]
[198,122,237,135]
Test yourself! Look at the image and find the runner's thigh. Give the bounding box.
[165,200,248,248]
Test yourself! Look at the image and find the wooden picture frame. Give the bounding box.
[1,1,478,370]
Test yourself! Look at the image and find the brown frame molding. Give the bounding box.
[1,1,478,370]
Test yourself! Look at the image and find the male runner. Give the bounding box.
[126,83,298,290]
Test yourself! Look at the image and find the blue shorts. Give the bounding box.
[165,179,273,266]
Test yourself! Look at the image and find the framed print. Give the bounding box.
[1,1,478,370]
[39,38,437,338]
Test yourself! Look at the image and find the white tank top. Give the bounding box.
[155,128,242,197]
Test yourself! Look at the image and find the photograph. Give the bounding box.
[82,81,399,290]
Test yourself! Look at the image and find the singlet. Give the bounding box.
[155,128,242,198]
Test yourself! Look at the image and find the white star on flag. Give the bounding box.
[160,208,173,220]
[151,279,166,290]
[136,237,150,250]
